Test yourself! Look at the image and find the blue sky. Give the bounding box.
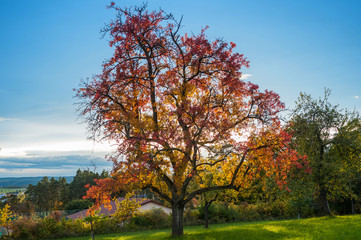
[1,0,360,177]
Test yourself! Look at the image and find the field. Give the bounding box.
[59,214,361,240]
[0,187,26,194]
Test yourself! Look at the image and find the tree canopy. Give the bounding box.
[77,3,305,236]
[290,89,361,215]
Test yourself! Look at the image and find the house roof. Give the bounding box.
[66,198,168,220]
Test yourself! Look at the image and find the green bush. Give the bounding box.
[59,218,88,238]
[198,202,240,223]
[9,200,314,239]
[238,202,261,221]
[93,216,120,234]
[184,208,200,226]
[196,200,308,224]
[198,204,216,221]
[64,199,93,211]
[129,208,170,229]
[11,216,40,240]
[38,217,60,238]
[215,203,239,222]
[11,214,91,240]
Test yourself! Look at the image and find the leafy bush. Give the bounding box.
[129,208,170,229]
[198,202,240,223]
[196,200,308,224]
[59,218,88,238]
[184,208,200,226]
[11,215,90,240]
[92,216,120,234]
[9,200,313,239]
[11,216,40,240]
[64,199,93,211]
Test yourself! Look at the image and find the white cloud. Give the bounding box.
[354,96,359,99]
[0,117,18,122]
[0,115,116,158]
[0,168,79,177]
[0,161,35,167]
[0,140,115,158]
[240,74,252,80]
[0,155,112,177]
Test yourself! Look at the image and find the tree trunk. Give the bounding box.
[297,206,301,219]
[172,203,184,237]
[351,199,355,215]
[90,219,95,240]
[319,188,331,216]
[204,205,209,228]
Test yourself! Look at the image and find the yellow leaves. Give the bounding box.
[112,193,141,222]
[0,204,13,229]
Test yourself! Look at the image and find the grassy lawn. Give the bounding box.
[59,214,361,240]
[0,187,26,194]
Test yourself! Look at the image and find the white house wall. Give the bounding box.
[140,202,172,215]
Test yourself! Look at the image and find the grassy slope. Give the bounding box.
[61,214,361,240]
[0,187,26,193]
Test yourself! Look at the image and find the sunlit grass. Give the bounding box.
[60,214,361,240]
[0,187,26,193]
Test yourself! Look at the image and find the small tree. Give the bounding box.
[112,193,141,224]
[0,204,13,238]
[84,211,102,240]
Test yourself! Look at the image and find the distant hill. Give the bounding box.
[0,176,74,187]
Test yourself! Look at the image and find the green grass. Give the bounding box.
[59,214,361,240]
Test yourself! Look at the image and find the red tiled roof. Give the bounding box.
[66,198,166,220]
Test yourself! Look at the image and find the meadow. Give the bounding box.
[0,187,26,194]
[58,214,361,240]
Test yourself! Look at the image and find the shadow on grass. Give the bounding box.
[100,222,298,240]
[65,215,361,240]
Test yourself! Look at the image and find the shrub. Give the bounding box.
[11,215,91,240]
[38,217,61,239]
[198,202,240,223]
[129,208,170,229]
[11,216,40,240]
[92,216,119,234]
[184,208,200,226]
[64,199,93,211]
[215,203,239,222]
[59,218,88,238]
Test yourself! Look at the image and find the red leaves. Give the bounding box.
[84,178,126,214]
[76,3,306,212]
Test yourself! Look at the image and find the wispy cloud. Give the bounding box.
[240,74,252,80]
[0,155,112,177]
[0,140,114,158]
[0,117,18,122]
[0,161,35,167]
[0,168,84,178]
[0,155,110,167]
[354,96,359,99]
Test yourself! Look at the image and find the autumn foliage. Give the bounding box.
[0,204,13,237]
[77,3,306,236]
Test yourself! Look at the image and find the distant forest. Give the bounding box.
[0,176,74,188]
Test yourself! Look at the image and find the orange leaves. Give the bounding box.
[84,178,123,214]
[76,4,307,220]
[243,124,309,191]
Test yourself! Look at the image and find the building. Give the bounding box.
[67,198,171,220]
